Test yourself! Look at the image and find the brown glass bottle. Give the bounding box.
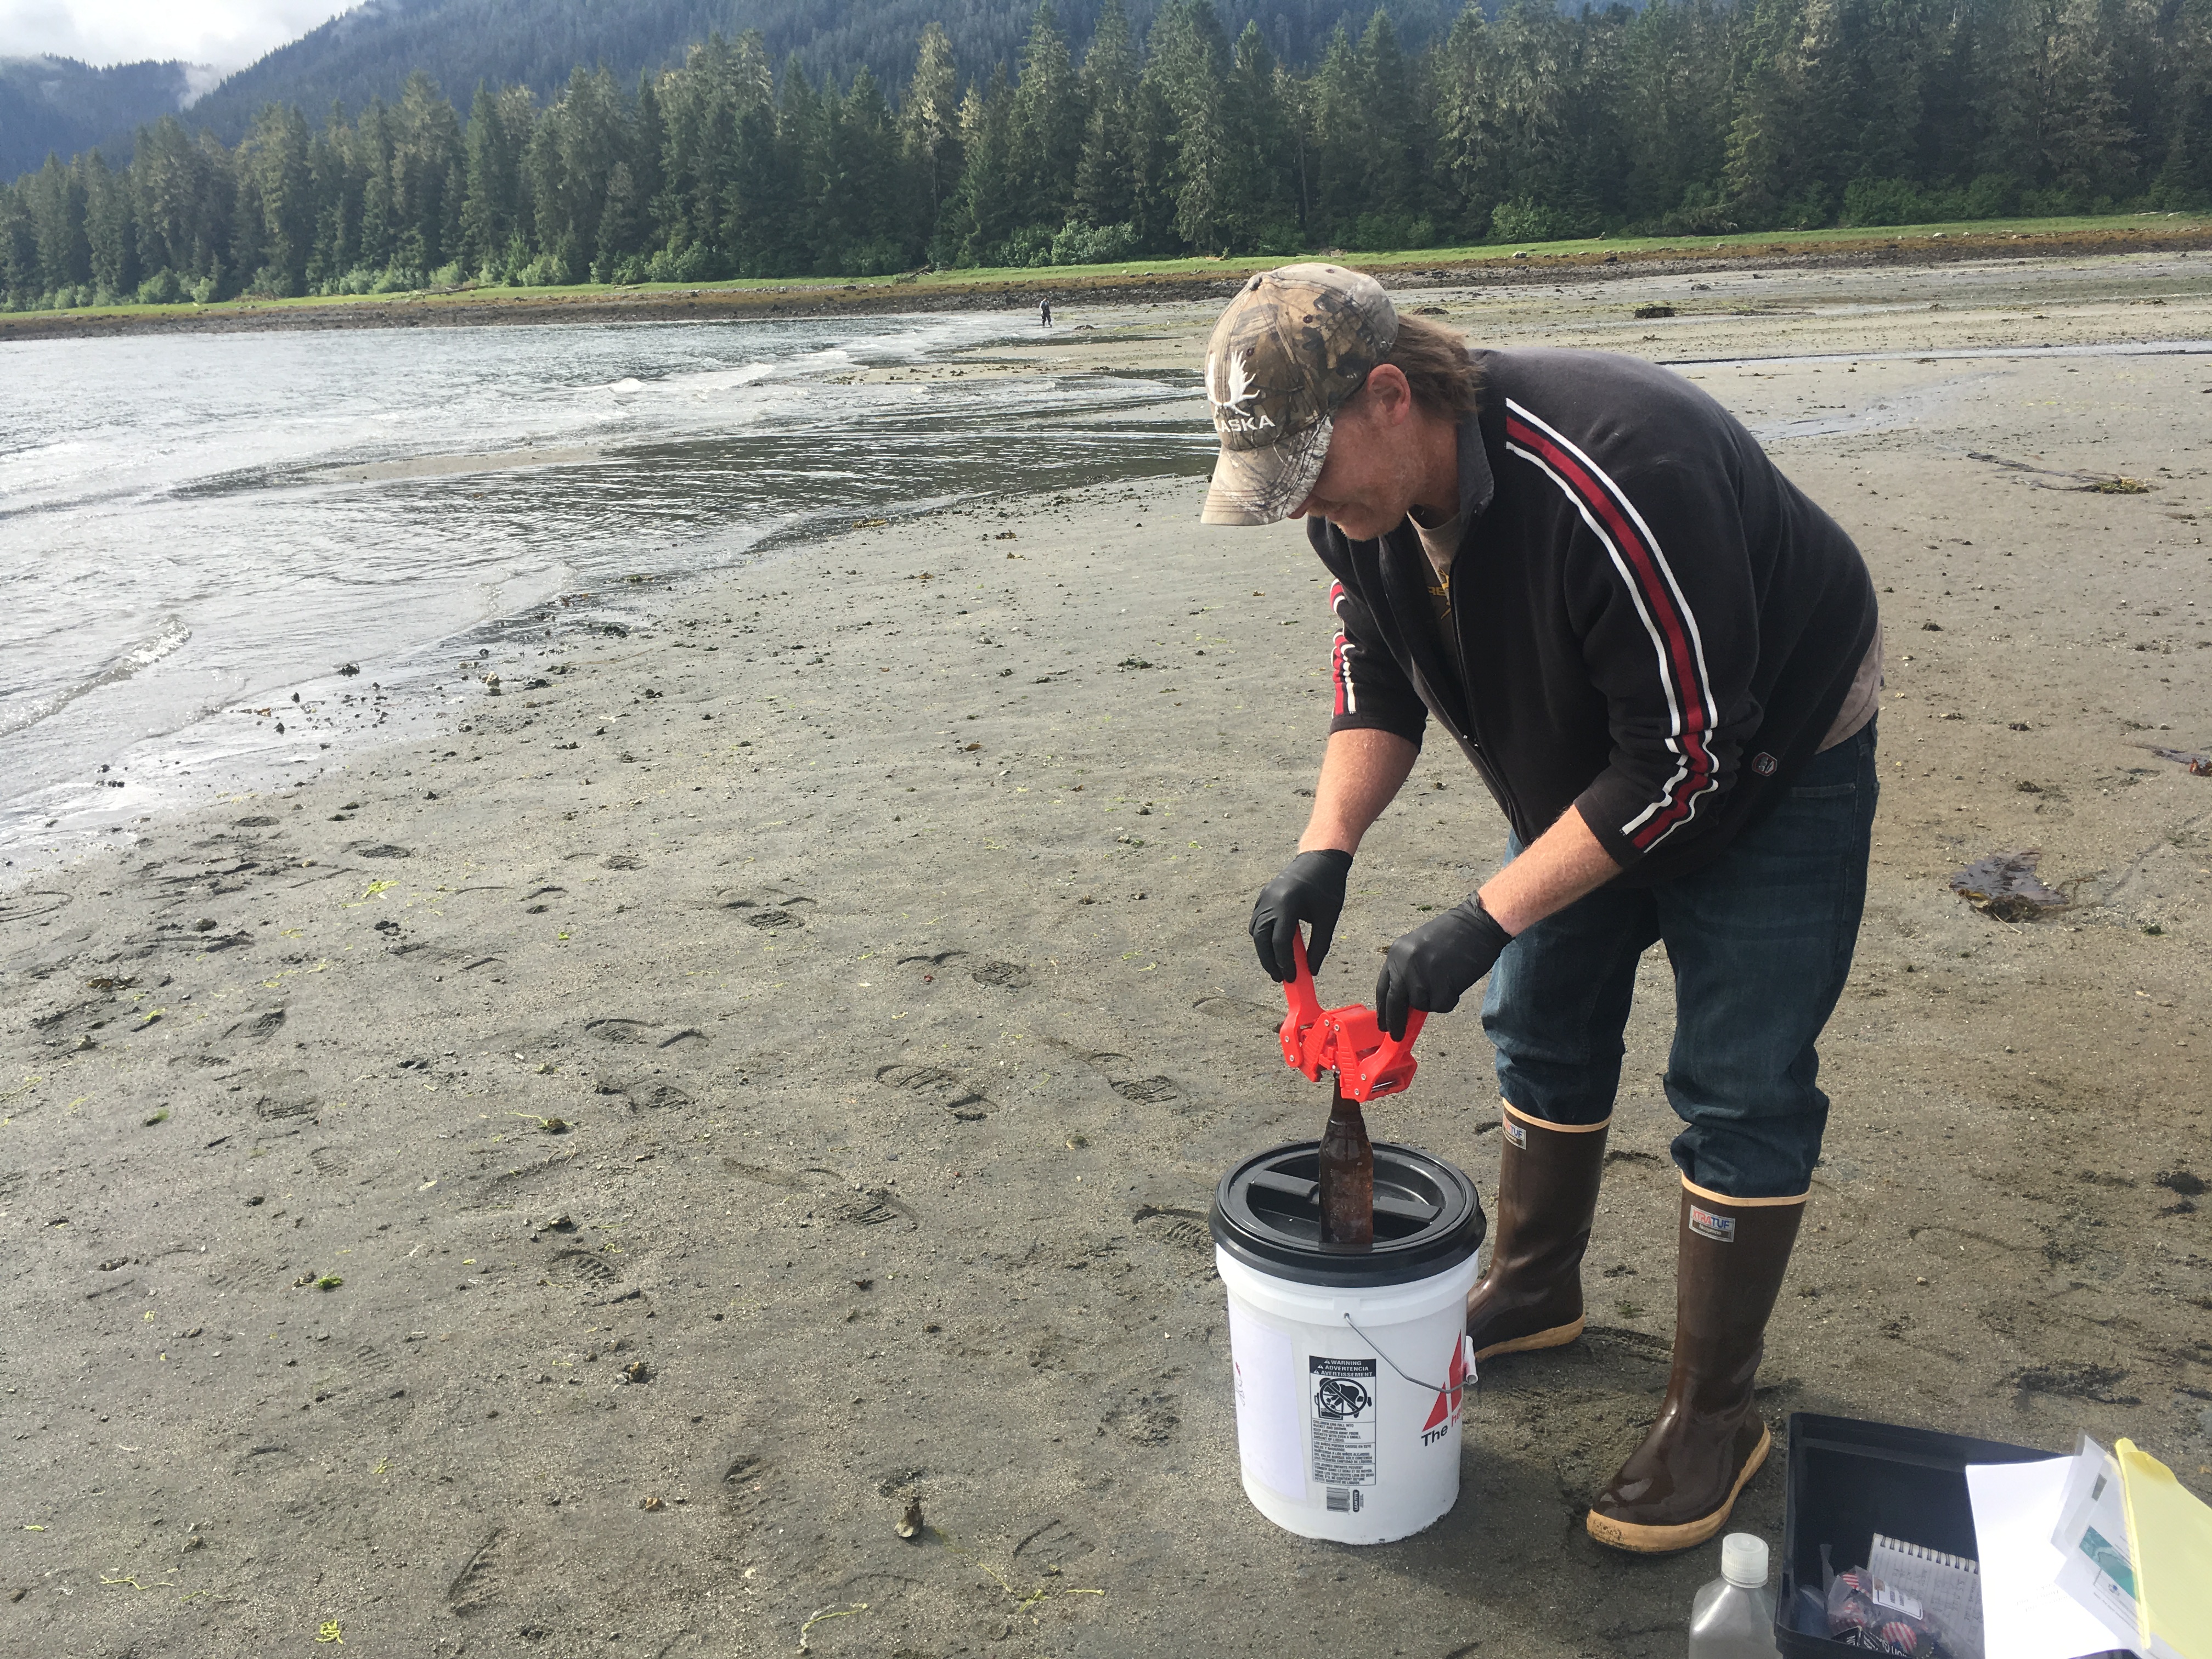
[1317,1080,1374,1249]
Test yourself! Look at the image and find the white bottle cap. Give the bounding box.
[1721,1532,1769,1588]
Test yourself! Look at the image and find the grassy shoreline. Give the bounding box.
[5,212,2210,342]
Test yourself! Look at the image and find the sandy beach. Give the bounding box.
[4,251,2210,1657]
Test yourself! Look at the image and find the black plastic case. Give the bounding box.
[1775,1412,2130,1658]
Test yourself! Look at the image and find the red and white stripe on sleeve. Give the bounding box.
[1328,579,1357,716]
[1503,399,1720,853]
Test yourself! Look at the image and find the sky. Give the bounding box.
[0,0,353,72]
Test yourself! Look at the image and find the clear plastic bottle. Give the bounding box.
[1688,1533,1781,1659]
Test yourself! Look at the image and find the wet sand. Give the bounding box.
[3,252,2209,1657]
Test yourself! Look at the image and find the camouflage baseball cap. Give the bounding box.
[1199,263,1400,526]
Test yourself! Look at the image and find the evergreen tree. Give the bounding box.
[1075,0,1139,228]
[460,83,521,276]
[1009,3,1085,230]
[357,99,397,273]
[391,70,464,274]
[1,183,38,304]
[1145,0,1235,253]
[663,34,766,274]
[596,161,644,274]
[240,101,313,294]
[1223,24,1297,250]
[1357,11,1420,227]
[901,22,965,235]
[1306,24,1364,241]
[27,154,93,294]
[821,67,904,272]
[82,151,138,298]
[308,103,365,289]
[633,71,669,256]
[1125,71,1180,252]
[940,65,1017,263]
[2153,0,2212,205]
[1615,0,1736,228]
[721,38,792,278]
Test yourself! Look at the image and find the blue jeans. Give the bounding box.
[1481,720,1879,1199]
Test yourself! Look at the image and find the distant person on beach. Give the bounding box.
[1210,265,1880,1556]
[1040,298,1053,329]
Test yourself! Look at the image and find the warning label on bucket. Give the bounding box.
[1307,1357,1378,1488]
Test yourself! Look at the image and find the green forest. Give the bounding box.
[6,0,2210,312]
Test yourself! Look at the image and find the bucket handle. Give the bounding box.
[1339,1313,1477,1398]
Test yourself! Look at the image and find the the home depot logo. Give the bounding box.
[1420,1340,1472,1446]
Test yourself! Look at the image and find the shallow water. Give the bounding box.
[0,313,1209,875]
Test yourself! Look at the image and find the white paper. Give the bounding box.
[1967,1457,2141,1659]
[1227,1302,1304,1498]
[2050,1438,2145,1656]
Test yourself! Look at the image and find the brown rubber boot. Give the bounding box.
[1464,1102,1611,1362]
[1585,1181,1805,1553]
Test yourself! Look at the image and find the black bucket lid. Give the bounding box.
[1210,1141,1485,1288]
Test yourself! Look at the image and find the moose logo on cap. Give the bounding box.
[1208,349,1276,435]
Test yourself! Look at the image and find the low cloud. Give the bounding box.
[0,0,356,74]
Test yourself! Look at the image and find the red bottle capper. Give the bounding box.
[1276,931,1426,1103]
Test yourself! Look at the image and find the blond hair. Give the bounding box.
[1384,312,1481,422]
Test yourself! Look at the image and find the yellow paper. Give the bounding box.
[2115,1438,2212,1659]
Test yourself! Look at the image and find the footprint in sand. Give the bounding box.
[970,960,1032,989]
[1063,1045,1182,1106]
[1112,1076,1180,1104]
[236,1066,318,1121]
[545,1248,620,1287]
[1194,994,1282,1030]
[1104,1385,1183,1446]
[307,1146,349,1177]
[0,891,70,922]
[721,1159,841,1191]
[445,1527,510,1617]
[224,1007,286,1041]
[875,1062,993,1121]
[721,891,815,930]
[595,1074,692,1110]
[896,949,967,968]
[838,1187,919,1229]
[1013,1517,1099,1564]
[584,1018,707,1052]
[722,1452,774,1517]
[1132,1203,1212,1251]
[205,1254,276,1290]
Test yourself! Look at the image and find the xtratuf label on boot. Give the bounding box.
[1688,1205,1736,1243]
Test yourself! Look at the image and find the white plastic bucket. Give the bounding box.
[1218,1245,1480,1544]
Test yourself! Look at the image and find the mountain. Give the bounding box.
[0,55,212,177]
[176,0,1453,143]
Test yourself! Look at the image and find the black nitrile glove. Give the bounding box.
[1375,895,1514,1040]
[1249,849,1353,982]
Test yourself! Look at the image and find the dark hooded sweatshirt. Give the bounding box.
[1313,347,1878,886]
